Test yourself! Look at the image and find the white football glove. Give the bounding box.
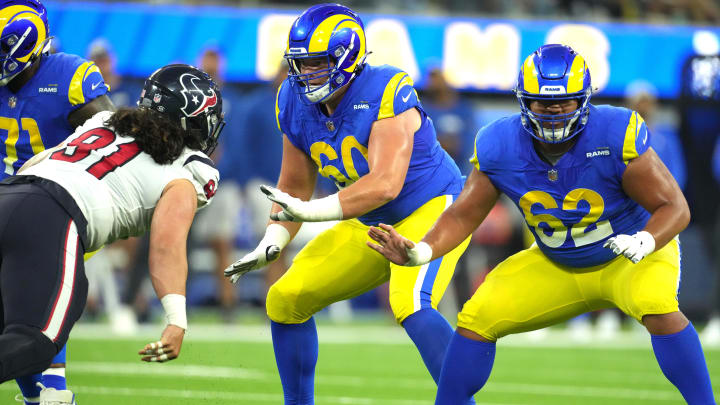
[261,185,343,222]
[224,224,289,283]
[224,245,282,283]
[603,231,656,264]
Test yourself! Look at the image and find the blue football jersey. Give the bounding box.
[276,64,463,226]
[0,53,109,178]
[471,104,652,267]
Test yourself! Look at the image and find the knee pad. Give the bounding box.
[266,282,315,324]
[266,283,297,323]
[0,324,56,382]
[3,324,57,351]
[389,296,413,324]
[390,287,424,324]
[5,324,58,356]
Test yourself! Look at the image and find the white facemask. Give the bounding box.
[304,82,331,103]
[531,115,579,142]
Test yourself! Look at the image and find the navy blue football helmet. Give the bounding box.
[138,64,225,155]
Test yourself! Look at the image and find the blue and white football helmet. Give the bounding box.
[515,44,592,143]
[0,0,50,86]
[284,3,368,104]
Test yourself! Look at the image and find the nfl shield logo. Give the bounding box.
[153,93,162,103]
[8,96,16,108]
[326,121,335,131]
[548,169,559,182]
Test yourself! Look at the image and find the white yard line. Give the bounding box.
[0,383,514,405]
[483,381,682,401]
[39,361,686,402]
[65,360,681,389]
[70,323,680,349]
[45,324,710,404]
[65,361,269,379]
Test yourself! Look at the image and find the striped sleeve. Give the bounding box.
[181,152,219,208]
[377,72,419,120]
[68,61,109,107]
[275,80,286,133]
[274,79,305,151]
[621,111,651,165]
[469,125,493,172]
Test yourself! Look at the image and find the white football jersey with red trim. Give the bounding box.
[22,111,219,251]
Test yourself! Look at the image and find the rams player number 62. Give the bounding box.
[369,44,715,405]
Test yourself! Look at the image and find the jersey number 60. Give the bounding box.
[309,136,368,188]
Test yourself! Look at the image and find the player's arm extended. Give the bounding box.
[224,136,317,281]
[149,178,196,307]
[140,179,196,362]
[368,168,499,266]
[262,108,417,222]
[335,108,417,218]
[67,94,116,128]
[622,147,690,249]
[270,134,319,237]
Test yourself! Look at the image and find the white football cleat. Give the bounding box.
[702,315,720,347]
[525,327,549,342]
[37,383,76,405]
[568,316,593,343]
[595,310,621,341]
[14,393,39,405]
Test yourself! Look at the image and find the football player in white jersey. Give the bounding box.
[0,64,224,401]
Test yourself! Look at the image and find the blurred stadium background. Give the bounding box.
[21,0,720,403]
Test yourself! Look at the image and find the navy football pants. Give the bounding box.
[0,182,88,382]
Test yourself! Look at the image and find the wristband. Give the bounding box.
[161,294,187,330]
[305,193,344,221]
[406,241,433,266]
[260,223,291,250]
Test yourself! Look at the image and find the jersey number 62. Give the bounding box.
[519,188,614,248]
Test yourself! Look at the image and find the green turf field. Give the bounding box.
[3,322,719,404]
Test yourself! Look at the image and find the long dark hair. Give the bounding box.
[105,107,186,165]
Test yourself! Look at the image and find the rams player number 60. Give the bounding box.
[225,3,473,404]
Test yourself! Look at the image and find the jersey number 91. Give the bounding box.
[50,128,141,180]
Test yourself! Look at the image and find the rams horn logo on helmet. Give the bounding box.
[179,73,218,117]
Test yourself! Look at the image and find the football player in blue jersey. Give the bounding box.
[369,44,716,405]
[0,1,114,404]
[224,4,472,404]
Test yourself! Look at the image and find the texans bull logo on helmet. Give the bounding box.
[179,73,218,117]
